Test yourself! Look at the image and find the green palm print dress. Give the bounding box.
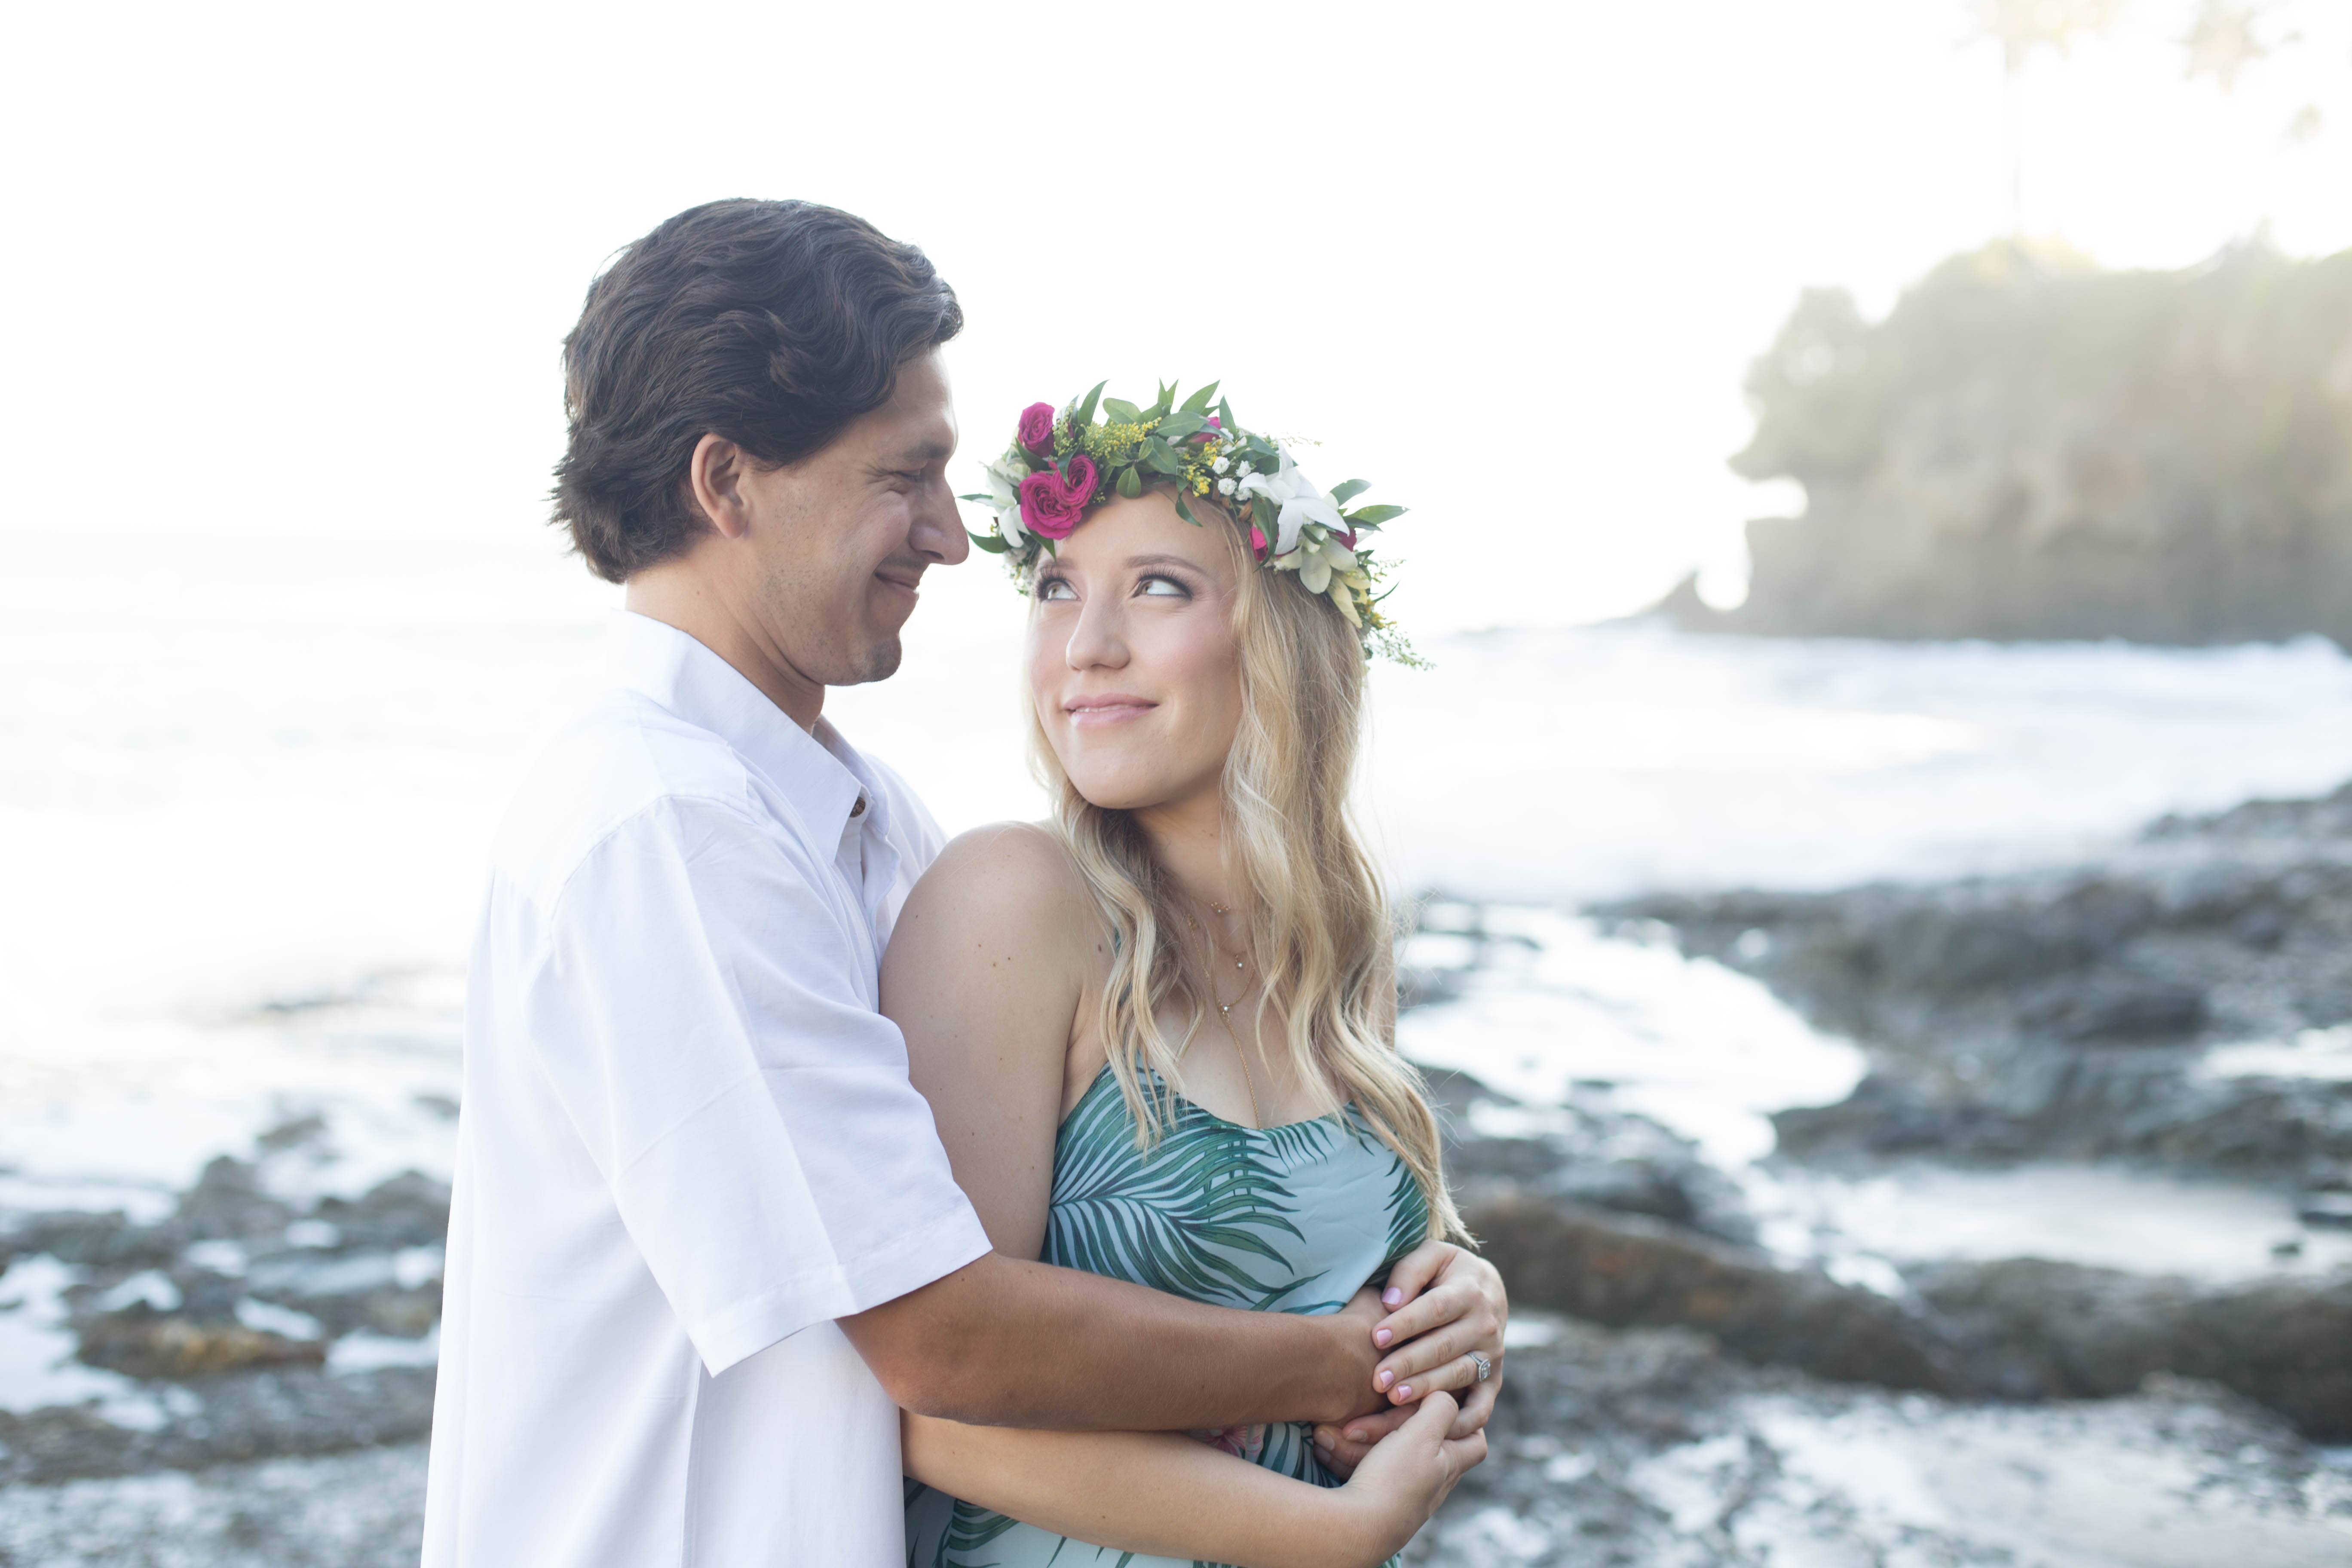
[904,1063,1430,1568]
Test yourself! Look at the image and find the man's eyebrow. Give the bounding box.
[877,440,955,469]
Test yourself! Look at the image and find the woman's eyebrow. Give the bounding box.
[1123,553,1207,572]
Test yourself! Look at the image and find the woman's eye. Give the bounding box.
[1038,578,1076,601]
[1138,575,1188,597]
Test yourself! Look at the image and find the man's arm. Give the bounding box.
[841,1251,1387,1430]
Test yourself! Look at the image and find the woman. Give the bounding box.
[886,384,1505,1568]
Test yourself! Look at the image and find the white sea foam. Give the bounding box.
[1396,910,1865,1166]
[2202,1025,2352,1084]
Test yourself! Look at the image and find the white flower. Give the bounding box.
[1212,455,1231,475]
[1235,451,1346,557]
[1216,475,1237,496]
[982,453,1029,547]
[1297,539,1355,595]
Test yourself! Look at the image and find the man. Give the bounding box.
[422,199,1494,1567]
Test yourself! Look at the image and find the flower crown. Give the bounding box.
[961,380,1415,662]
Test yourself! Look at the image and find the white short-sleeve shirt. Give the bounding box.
[422,611,993,1568]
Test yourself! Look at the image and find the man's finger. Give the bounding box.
[1312,1400,1412,1476]
[1375,1239,1451,1312]
[1341,1404,1416,1449]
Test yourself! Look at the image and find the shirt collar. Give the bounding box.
[606,610,872,848]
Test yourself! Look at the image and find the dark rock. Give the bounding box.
[0,1365,436,1486]
[2019,976,2208,1043]
[1909,1258,2352,1441]
[1427,1067,1757,1244]
[314,1171,450,1253]
[1465,1194,1956,1393]
[2298,1191,2352,1229]
[79,1306,324,1380]
[7,1208,174,1271]
[174,1156,295,1244]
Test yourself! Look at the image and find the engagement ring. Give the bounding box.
[1469,1351,1492,1383]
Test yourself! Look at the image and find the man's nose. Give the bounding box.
[914,479,972,566]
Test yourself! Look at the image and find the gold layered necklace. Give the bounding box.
[1186,900,1265,1130]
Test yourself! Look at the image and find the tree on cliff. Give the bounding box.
[1715,239,2352,645]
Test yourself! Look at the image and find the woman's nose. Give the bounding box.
[1065,595,1128,671]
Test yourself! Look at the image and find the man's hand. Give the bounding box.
[1312,1242,1507,1476]
[1317,1285,1400,1427]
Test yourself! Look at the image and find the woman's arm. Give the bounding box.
[905,1393,1482,1568]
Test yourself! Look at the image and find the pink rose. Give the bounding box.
[1019,456,1098,540]
[1249,525,1267,557]
[1017,402,1057,455]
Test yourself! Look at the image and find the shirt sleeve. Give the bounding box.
[521,794,993,1375]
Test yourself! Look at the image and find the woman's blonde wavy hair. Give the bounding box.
[1027,501,1466,1246]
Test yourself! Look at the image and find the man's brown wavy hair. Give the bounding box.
[551,199,964,582]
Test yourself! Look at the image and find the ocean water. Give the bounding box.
[8,529,2352,1372]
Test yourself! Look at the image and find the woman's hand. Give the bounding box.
[1312,1242,1506,1476]
[1321,1391,1485,1563]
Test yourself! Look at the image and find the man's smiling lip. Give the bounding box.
[875,567,923,596]
[1063,694,1156,726]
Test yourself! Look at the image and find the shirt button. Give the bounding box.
[850,795,867,818]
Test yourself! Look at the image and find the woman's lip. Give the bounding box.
[1063,696,1157,726]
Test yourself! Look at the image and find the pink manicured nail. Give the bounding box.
[1313,1429,1333,1449]
[1395,1385,1413,1400]
[1382,1287,1403,1307]
[1377,1369,1394,1390]
[1374,1327,1393,1347]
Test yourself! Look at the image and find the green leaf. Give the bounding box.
[965,528,1009,554]
[1142,440,1183,476]
[1329,479,1372,507]
[1180,380,1221,414]
[1345,504,1406,526]
[1116,465,1143,499]
[1174,494,1200,525]
[955,491,993,504]
[1152,381,1175,417]
[1216,396,1237,431]
[1156,411,1207,443]
[1073,380,1106,428]
[1102,398,1144,425]
[1043,1068,1319,1309]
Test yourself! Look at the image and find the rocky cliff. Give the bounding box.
[1666,239,2352,644]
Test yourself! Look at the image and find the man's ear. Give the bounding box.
[687,432,756,540]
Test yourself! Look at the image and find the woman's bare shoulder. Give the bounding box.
[890,821,1097,963]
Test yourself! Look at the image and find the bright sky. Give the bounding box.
[4,0,2347,632]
